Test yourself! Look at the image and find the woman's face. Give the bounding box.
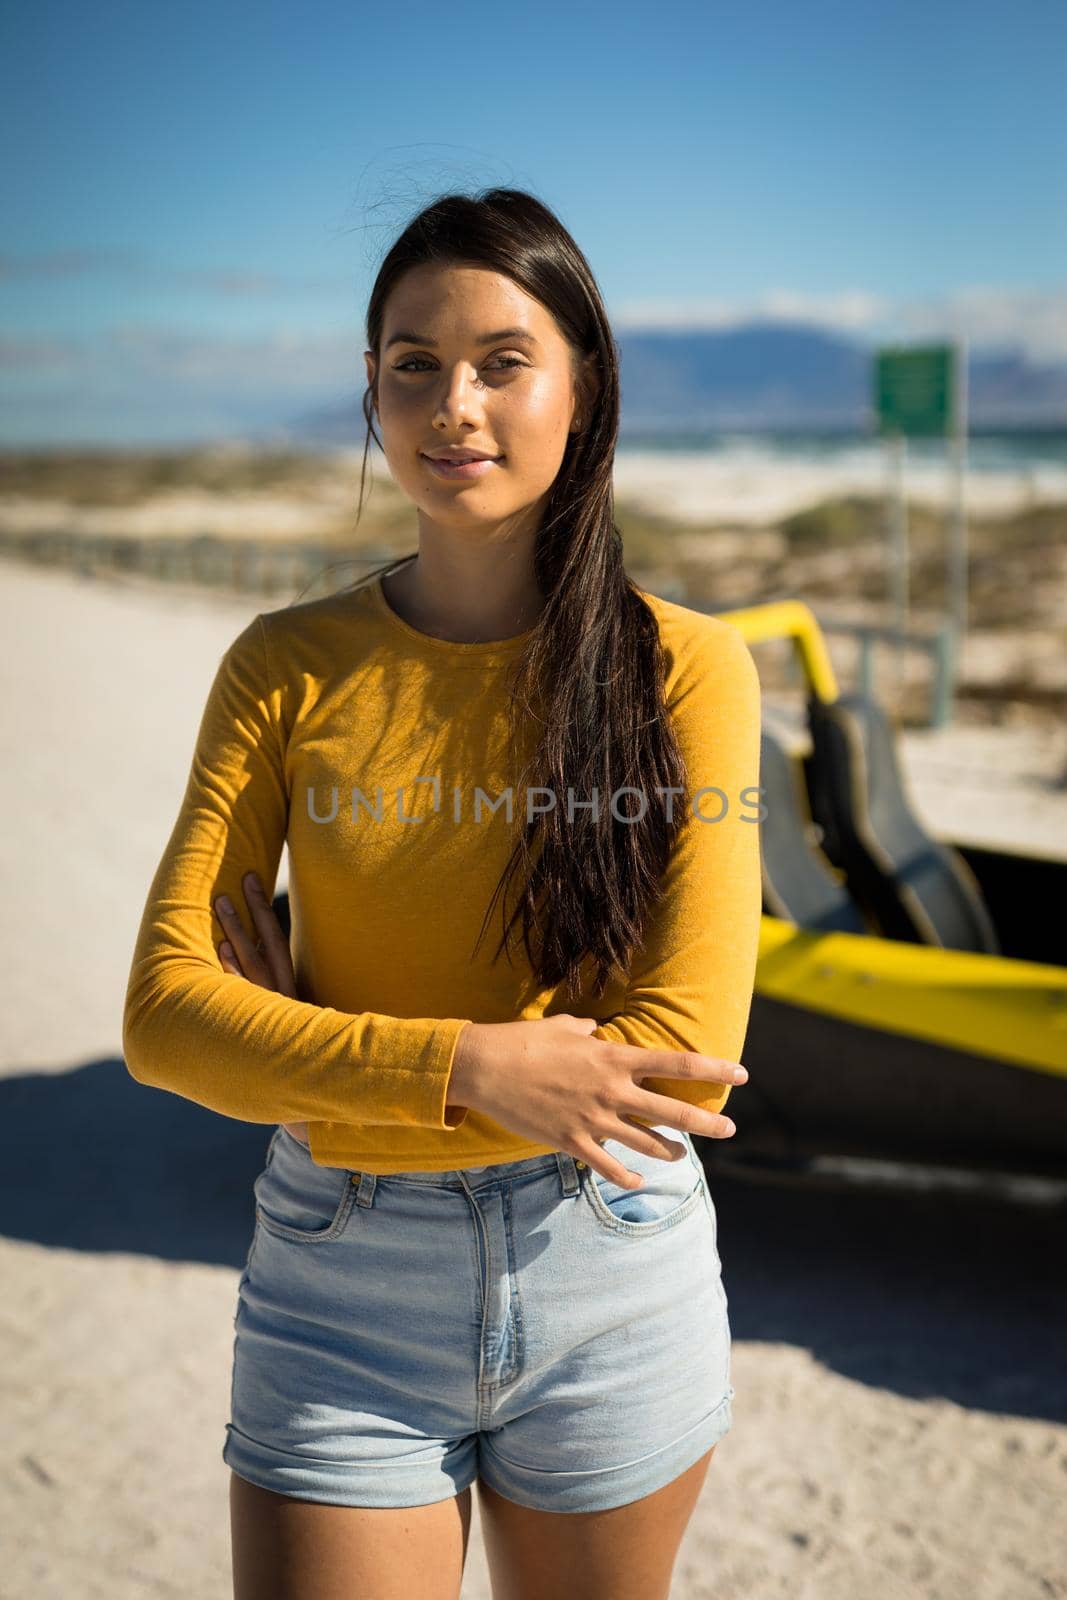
[365,263,591,540]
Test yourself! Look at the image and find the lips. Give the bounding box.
[423,451,500,463]
[420,452,503,481]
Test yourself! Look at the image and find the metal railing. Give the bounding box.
[2,528,962,727]
[0,527,397,601]
[818,617,958,729]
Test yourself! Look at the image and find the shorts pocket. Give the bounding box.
[253,1127,357,1243]
[581,1126,706,1237]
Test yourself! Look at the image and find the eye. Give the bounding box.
[392,355,528,373]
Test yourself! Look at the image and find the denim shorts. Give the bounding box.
[223,1123,735,1514]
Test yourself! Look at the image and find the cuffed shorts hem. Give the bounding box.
[477,1386,735,1514]
[223,1387,734,1515]
[223,1423,480,1510]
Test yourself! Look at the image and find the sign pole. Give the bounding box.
[947,334,969,645]
[875,342,959,724]
[888,428,909,685]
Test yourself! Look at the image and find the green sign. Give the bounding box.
[875,345,955,437]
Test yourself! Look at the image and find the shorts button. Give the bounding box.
[575,1161,586,1170]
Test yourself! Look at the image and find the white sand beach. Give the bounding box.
[2,437,1065,544]
[611,441,1067,526]
[2,560,1065,1599]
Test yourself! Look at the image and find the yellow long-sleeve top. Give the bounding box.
[122,573,763,1173]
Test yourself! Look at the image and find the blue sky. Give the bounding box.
[2,0,1064,444]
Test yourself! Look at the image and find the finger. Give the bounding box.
[589,1115,689,1163]
[630,1090,737,1141]
[612,1116,689,1161]
[217,941,242,975]
[574,1139,644,1190]
[213,893,272,986]
[242,872,300,999]
[622,1045,749,1089]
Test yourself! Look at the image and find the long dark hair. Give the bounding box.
[348,187,689,1003]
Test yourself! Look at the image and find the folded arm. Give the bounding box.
[122,615,472,1130]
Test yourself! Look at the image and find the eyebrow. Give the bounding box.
[384,327,541,351]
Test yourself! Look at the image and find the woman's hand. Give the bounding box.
[213,871,299,997]
[449,1013,746,1190]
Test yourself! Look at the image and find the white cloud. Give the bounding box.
[0,249,352,297]
[5,325,360,393]
[613,283,1067,363]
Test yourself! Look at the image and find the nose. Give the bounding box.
[431,361,488,431]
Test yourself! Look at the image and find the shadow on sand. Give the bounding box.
[2,1057,1064,1425]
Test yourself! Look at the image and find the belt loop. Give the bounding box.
[555,1151,581,1197]
[351,1171,378,1208]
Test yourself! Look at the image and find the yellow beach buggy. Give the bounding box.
[701,599,1067,1200]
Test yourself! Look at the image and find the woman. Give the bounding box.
[123,187,763,1600]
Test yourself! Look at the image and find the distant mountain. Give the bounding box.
[284,321,1067,444]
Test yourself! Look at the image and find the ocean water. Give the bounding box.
[609,430,1067,525]
[616,428,1067,473]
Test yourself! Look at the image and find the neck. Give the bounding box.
[383,545,544,644]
